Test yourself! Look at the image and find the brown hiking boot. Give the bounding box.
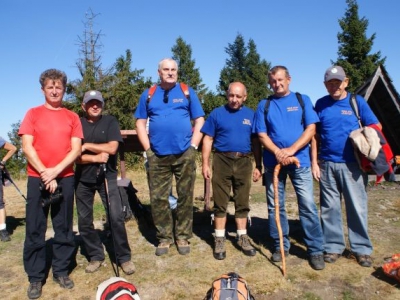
[27,282,42,299]
[355,254,373,267]
[213,236,226,260]
[236,234,256,256]
[121,261,136,275]
[324,253,341,263]
[85,260,104,273]
[176,239,190,255]
[53,275,74,289]
[155,241,171,256]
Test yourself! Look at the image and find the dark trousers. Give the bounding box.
[23,176,75,283]
[212,153,253,218]
[75,178,131,264]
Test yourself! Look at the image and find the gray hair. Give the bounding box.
[158,58,178,71]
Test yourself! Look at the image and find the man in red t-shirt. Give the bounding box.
[19,69,83,299]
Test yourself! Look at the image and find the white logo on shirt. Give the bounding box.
[243,119,251,126]
[341,110,353,116]
[172,98,184,103]
[287,106,299,112]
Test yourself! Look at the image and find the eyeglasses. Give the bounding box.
[163,90,169,103]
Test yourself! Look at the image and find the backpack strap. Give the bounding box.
[179,82,191,102]
[264,92,305,126]
[263,95,272,122]
[146,84,158,105]
[349,93,362,128]
[146,83,190,106]
[295,92,305,126]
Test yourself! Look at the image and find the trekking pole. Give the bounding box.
[101,164,120,277]
[273,157,300,277]
[2,167,27,202]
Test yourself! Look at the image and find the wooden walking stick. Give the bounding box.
[274,156,300,276]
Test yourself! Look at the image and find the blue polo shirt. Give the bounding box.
[135,83,204,155]
[201,104,254,153]
[253,91,319,168]
[315,93,378,163]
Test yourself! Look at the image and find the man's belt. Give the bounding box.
[215,151,252,158]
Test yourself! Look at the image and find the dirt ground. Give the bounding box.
[1,170,400,300]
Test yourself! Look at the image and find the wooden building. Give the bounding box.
[355,65,400,155]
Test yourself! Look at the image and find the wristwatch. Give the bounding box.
[190,143,198,150]
[0,161,5,167]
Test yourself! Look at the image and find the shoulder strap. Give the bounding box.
[263,95,272,122]
[295,92,305,126]
[146,83,190,105]
[179,82,190,102]
[146,84,158,105]
[349,93,362,128]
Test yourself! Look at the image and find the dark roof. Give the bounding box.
[355,65,400,155]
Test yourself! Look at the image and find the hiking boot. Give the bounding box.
[85,260,104,273]
[155,241,171,256]
[176,239,190,255]
[213,236,226,260]
[53,275,74,289]
[324,252,341,263]
[271,250,289,262]
[236,234,256,257]
[121,261,136,275]
[355,254,372,267]
[0,229,11,242]
[27,282,42,299]
[309,254,325,270]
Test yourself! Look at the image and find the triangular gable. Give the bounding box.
[355,65,400,155]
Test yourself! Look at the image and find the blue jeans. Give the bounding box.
[319,161,372,255]
[265,167,324,255]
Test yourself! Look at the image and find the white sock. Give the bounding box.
[237,229,247,237]
[215,229,225,237]
[0,224,6,230]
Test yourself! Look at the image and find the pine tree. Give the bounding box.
[244,39,271,108]
[107,49,152,130]
[219,34,271,110]
[171,36,207,99]
[219,34,247,94]
[334,0,386,91]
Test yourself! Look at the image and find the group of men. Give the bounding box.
[3,58,377,299]
[135,59,377,273]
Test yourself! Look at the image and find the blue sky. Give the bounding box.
[1,0,399,140]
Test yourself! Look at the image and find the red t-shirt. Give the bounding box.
[19,105,84,177]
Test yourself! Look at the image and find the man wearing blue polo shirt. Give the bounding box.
[253,65,325,270]
[135,58,204,256]
[201,82,262,260]
[311,66,379,268]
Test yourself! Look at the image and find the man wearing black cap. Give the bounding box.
[75,90,135,275]
[311,66,380,268]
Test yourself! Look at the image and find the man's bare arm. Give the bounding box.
[136,119,150,151]
[191,116,205,147]
[201,135,213,179]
